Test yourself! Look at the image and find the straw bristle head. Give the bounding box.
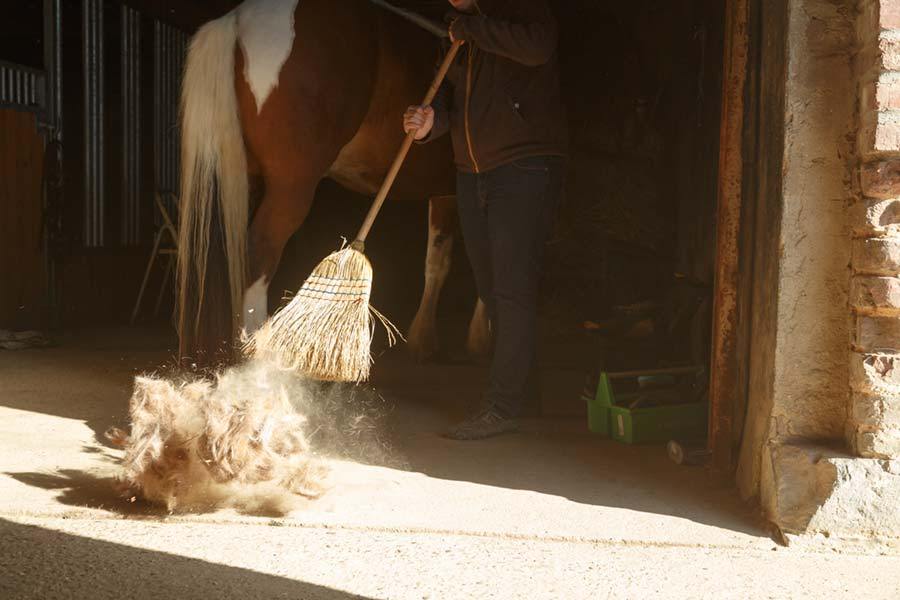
[246,247,398,382]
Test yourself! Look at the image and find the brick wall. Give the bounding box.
[851,0,900,458]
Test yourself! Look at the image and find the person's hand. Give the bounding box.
[448,16,466,44]
[403,105,435,140]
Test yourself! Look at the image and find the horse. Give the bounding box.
[176,0,490,365]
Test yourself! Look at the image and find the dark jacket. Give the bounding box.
[420,0,568,173]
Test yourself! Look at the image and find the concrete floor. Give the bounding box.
[2,328,900,599]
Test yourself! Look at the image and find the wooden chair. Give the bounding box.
[131,191,178,324]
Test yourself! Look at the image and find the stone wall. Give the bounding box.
[851,0,900,459]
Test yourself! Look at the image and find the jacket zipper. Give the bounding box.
[464,45,480,173]
[462,1,483,173]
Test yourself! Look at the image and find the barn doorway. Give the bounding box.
[272,0,736,467]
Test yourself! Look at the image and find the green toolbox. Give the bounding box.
[586,367,708,444]
[584,374,611,438]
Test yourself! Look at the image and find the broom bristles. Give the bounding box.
[246,247,399,382]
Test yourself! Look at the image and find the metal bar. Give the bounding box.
[53,0,62,129]
[135,11,142,243]
[153,20,161,209]
[708,0,751,473]
[153,19,188,225]
[38,0,64,133]
[82,0,105,247]
[122,6,129,244]
[121,5,142,245]
[135,10,143,242]
[166,23,171,196]
[42,0,64,326]
[98,0,105,245]
[83,0,91,245]
[0,61,46,111]
[171,26,181,199]
[165,24,171,193]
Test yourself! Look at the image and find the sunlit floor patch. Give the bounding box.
[1,328,766,551]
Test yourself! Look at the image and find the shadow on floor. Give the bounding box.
[5,470,168,517]
[375,353,768,540]
[0,518,371,600]
[4,468,314,519]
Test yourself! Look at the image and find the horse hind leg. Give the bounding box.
[408,196,457,363]
[241,175,269,334]
[242,276,269,334]
[234,37,364,339]
[243,175,317,336]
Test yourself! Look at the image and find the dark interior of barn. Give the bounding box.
[277,0,725,415]
[277,2,721,384]
[1,0,741,519]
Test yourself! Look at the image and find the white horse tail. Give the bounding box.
[177,11,248,353]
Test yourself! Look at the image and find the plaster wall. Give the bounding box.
[772,0,855,444]
[738,0,856,504]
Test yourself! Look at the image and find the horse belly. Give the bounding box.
[327,134,383,197]
[327,120,455,201]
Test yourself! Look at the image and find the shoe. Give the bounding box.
[443,406,519,440]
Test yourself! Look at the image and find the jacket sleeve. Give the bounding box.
[450,4,557,67]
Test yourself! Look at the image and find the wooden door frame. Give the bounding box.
[708,0,788,473]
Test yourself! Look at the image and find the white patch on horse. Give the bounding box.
[243,276,269,334]
[237,0,300,113]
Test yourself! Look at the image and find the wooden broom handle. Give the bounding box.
[353,39,464,248]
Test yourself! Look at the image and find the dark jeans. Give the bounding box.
[456,155,565,417]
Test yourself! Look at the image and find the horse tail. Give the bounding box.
[177,11,247,360]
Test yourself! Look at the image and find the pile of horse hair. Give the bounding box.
[107,359,390,514]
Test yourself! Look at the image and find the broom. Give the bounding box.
[247,39,465,382]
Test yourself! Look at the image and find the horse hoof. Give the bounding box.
[407,320,439,364]
[465,342,491,365]
[408,337,438,363]
[465,326,492,362]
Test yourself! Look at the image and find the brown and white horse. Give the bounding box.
[176,0,489,365]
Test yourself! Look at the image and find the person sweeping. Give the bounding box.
[404,0,567,440]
